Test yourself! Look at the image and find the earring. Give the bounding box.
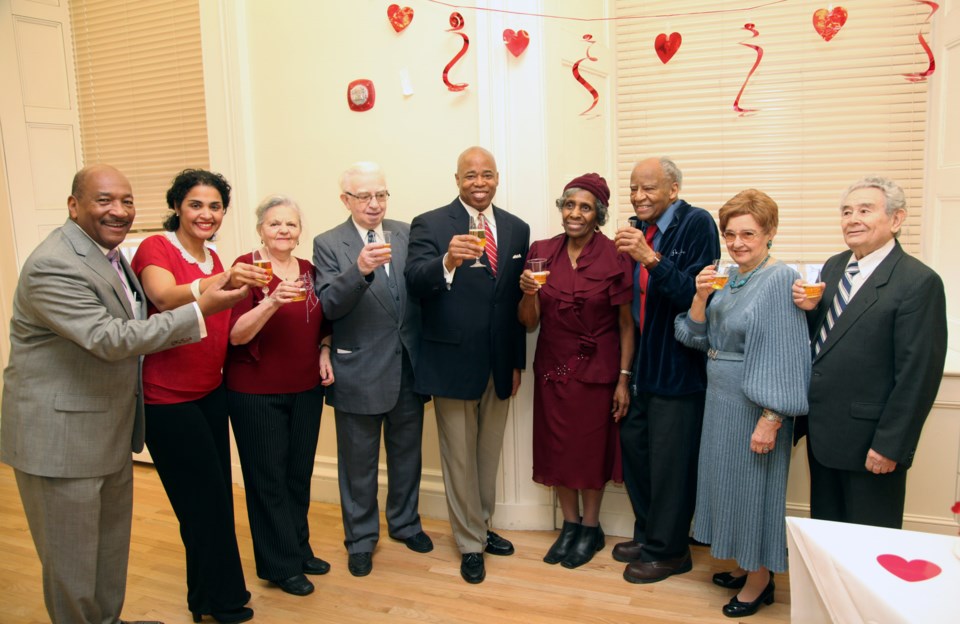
[766,240,773,249]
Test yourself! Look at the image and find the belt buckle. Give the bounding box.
[707,348,718,360]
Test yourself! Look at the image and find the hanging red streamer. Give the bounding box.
[903,1,939,83]
[572,34,599,116]
[443,12,470,92]
[733,23,763,116]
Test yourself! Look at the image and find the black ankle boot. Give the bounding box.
[561,524,604,569]
[543,520,581,564]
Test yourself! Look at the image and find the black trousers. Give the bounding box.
[145,385,249,614]
[619,391,704,561]
[807,439,908,529]
[228,385,324,580]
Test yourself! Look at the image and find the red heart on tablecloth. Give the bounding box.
[812,6,847,42]
[876,554,942,582]
[387,4,414,33]
[654,32,682,64]
[503,29,530,57]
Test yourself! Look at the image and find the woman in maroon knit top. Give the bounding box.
[225,194,333,598]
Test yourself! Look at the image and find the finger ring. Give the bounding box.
[763,446,770,452]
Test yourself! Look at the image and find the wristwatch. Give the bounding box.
[761,408,783,423]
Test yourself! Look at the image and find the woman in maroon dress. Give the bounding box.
[518,173,634,569]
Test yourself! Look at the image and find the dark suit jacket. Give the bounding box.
[804,241,947,471]
[1,220,201,478]
[405,199,529,400]
[313,217,422,414]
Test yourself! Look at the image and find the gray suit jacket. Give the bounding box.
[313,218,422,414]
[1,219,202,478]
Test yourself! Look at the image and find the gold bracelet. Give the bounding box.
[761,408,783,423]
[619,369,633,377]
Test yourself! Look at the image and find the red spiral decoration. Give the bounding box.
[572,34,600,116]
[733,23,763,116]
[443,12,470,92]
[902,1,939,83]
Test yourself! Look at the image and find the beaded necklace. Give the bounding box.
[729,254,771,291]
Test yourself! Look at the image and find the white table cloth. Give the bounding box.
[786,517,960,623]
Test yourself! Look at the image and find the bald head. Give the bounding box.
[68,164,135,249]
[455,146,499,212]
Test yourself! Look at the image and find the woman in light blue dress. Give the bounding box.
[675,189,810,618]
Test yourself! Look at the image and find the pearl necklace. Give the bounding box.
[729,254,771,291]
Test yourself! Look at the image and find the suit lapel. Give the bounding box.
[63,220,136,319]
[338,219,398,320]
[815,246,901,361]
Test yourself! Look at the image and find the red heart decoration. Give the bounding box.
[387,4,414,33]
[503,29,530,57]
[876,554,942,582]
[812,6,847,42]
[654,32,682,64]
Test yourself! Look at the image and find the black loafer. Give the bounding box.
[392,530,434,553]
[348,552,373,577]
[713,570,748,589]
[303,556,330,575]
[274,574,314,596]
[460,552,485,584]
[484,530,514,556]
[722,579,775,618]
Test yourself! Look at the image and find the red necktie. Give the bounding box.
[482,214,497,275]
[638,224,658,330]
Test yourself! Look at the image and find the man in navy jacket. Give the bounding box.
[614,157,720,584]
[405,147,529,584]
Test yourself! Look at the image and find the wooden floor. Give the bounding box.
[0,463,791,623]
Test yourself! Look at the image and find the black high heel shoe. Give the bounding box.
[721,578,775,618]
[191,606,254,623]
[713,570,747,589]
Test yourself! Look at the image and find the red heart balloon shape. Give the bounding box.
[813,6,847,42]
[387,4,414,33]
[876,554,942,582]
[503,29,530,57]
[654,32,682,64]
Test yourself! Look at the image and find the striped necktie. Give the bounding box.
[481,214,497,275]
[107,249,138,315]
[814,261,860,355]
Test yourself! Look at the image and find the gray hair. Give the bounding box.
[555,188,609,226]
[340,161,384,192]
[659,157,682,189]
[841,176,906,217]
[255,194,304,229]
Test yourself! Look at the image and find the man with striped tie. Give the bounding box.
[793,176,947,529]
[406,146,530,584]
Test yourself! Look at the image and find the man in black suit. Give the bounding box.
[405,146,529,584]
[793,176,947,529]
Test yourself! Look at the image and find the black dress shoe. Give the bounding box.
[274,573,314,596]
[460,552,485,584]
[191,607,253,623]
[612,539,644,563]
[561,524,604,569]
[392,530,434,553]
[484,530,514,556]
[722,579,775,618]
[303,556,331,575]
[623,550,693,584]
[713,570,748,589]
[348,552,373,577]
[543,520,580,564]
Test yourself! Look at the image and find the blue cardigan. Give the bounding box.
[631,200,720,397]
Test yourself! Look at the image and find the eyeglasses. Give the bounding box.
[345,191,390,204]
[722,230,759,243]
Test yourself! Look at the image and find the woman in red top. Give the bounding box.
[225,195,333,597]
[518,173,635,570]
[132,169,264,624]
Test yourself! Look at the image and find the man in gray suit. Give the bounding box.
[1,164,245,624]
[313,162,431,578]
